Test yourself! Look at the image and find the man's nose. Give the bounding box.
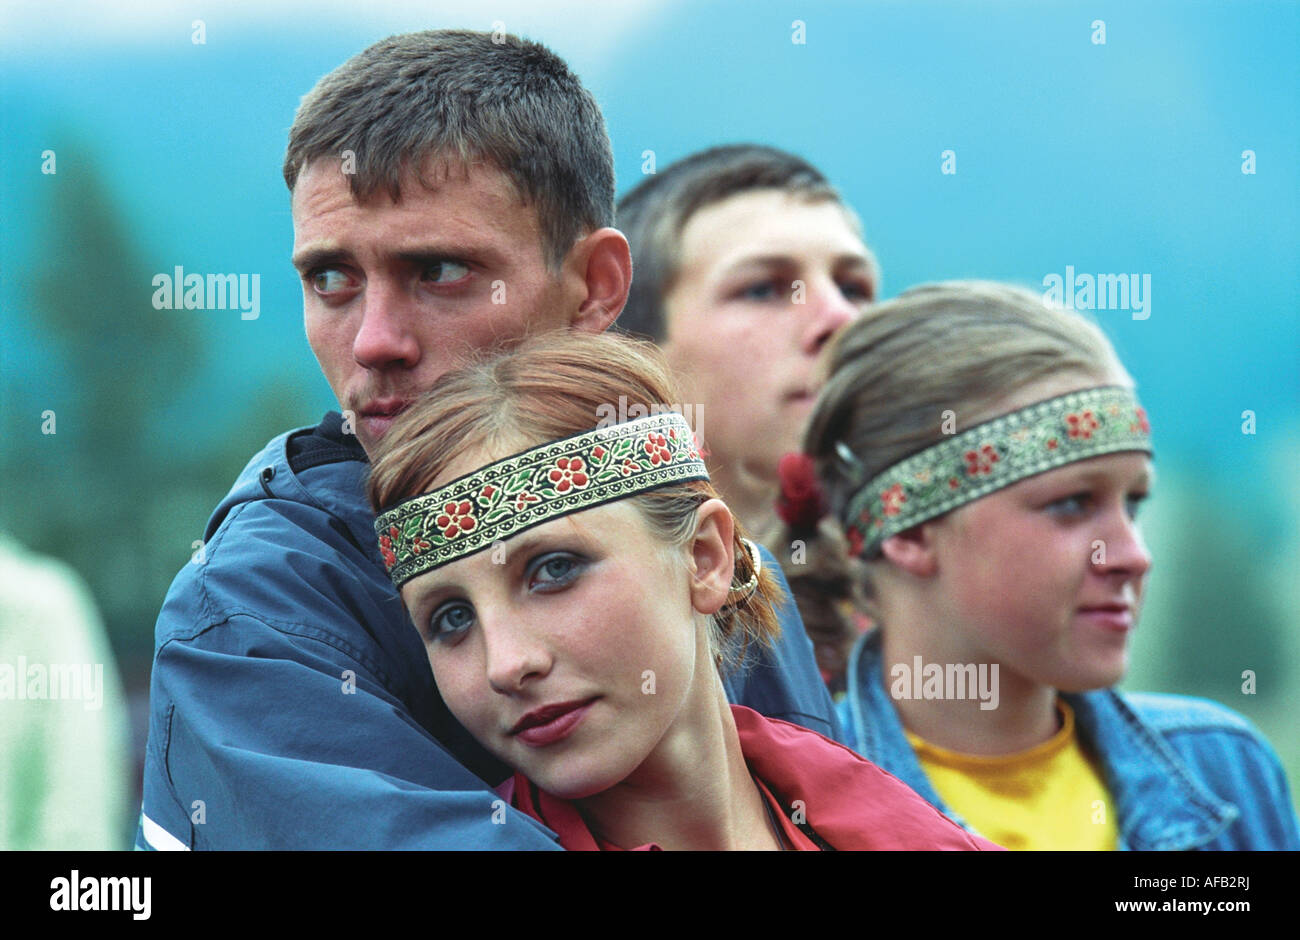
[801,279,861,355]
[352,282,421,370]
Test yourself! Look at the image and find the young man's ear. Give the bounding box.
[564,227,632,334]
[688,498,735,617]
[879,523,939,578]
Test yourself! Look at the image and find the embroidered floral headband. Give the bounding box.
[842,386,1152,558]
[375,412,710,588]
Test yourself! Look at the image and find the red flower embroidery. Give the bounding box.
[880,483,907,516]
[513,492,541,512]
[846,526,865,558]
[591,445,607,460]
[379,533,397,570]
[1066,410,1099,440]
[1046,438,1059,450]
[481,484,496,498]
[547,456,589,492]
[1131,408,1150,434]
[949,477,961,489]
[643,433,672,465]
[434,500,477,539]
[410,537,432,555]
[964,444,999,476]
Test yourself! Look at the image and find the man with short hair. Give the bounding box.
[136,32,837,850]
[617,145,880,537]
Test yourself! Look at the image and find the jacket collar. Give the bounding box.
[845,629,1238,849]
[207,412,379,564]
[1063,690,1238,849]
[506,704,990,850]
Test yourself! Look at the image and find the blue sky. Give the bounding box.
[3,0,1297,478]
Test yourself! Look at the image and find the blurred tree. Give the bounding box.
[1161,496,1288,705]
[5,148,313,665]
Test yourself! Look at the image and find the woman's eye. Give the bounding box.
[422,260,471,284]
[1046,493,1090,516]
[1125,493,1149,519]
[528,553,584,590]
[428,602,475,641]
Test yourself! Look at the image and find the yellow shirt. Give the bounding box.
[905,700,1119,850]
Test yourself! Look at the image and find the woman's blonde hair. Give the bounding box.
[367,330,782,668]
[777,280,1132,639]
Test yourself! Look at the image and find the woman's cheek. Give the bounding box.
[431,657,482,731]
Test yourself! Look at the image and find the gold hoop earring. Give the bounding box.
[728,538,762,600]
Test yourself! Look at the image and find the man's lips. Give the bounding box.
[359,397,411,419]
[510,699,596,747]
[356,398,411,440]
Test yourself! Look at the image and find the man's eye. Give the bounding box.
[311,269,353,294]
[528,553,584,591]
[739,281,780,302]
[838,279,873,302]
[422,260,471,284]
[429,601,475,641]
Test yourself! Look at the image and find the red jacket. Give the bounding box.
[503,705,1003,850]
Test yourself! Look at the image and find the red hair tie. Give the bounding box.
[776,452,828,529]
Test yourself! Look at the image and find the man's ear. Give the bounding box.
[879,523,939,578]
[564,227,632,334]
[688,498,735,617]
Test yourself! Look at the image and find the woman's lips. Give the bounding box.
[1077,606,1133,631]
[512,700,596,747]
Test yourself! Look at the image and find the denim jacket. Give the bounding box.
[840,629,1300,850]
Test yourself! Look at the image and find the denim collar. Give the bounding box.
[844,629,1239,850]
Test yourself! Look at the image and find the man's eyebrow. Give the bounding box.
[291,244,507,274]
[291,246,349,274]
[395,246,502,267]
[720,252,877,277]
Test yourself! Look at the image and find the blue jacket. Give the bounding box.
[135,413,839,850]
[840,629,1300,850]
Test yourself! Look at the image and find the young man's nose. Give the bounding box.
[352,283,422,370]
[800,279,860,355]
